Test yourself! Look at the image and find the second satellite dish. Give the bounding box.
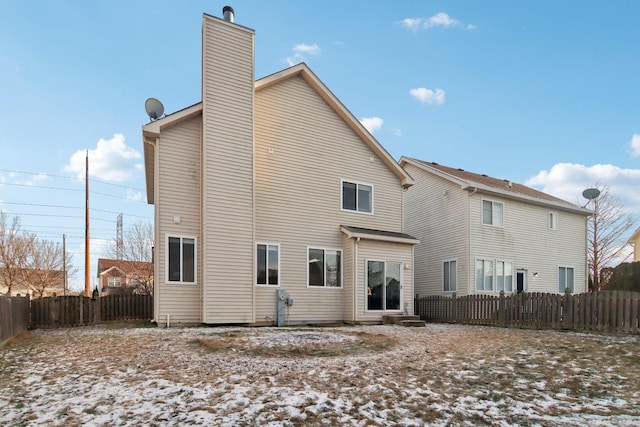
[145,98,165,121]
[582,188,601,200]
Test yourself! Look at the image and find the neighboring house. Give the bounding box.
[0,268,65,297]
[142,8,418,326]
[628,228,640,262]
[97,258,154,295]
[400,157,592,297]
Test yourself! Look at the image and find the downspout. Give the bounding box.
[468,187,477,295]
[353,236,360,323]
[200,120,206,323]
[151,137,160,324]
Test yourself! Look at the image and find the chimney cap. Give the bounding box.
[222,5,235,22]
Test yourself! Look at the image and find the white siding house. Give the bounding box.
[142,8,418,326]
[628,228,640,262]
[401,157,592,297]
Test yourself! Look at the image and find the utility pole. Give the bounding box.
[63,233,67,296]
[592,197,599,292]
[84,151,91,297]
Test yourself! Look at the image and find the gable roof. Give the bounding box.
[628,227,640,244]
[401,157,592,215]
[97,258,153,278]
[142,63,413,204]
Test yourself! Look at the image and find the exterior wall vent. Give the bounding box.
[223,5,235,22]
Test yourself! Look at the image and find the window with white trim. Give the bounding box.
[308,248,342,287]
[475,258,494,291]
[342,180,372,213]
[167,236,196,283]
[443,260,457,292]
[107,276,121,287]
[482,200,503,227]
[549,212,558,230]
[367,260,401,311]
[496,261,513,293]
[558,266,574,293]
[256,243,279,286]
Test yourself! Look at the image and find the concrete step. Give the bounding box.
[399,319,426,327]
[382,315,422,325]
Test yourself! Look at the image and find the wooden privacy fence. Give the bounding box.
[415,290,640,334]
[0,296,30,344]
[30,294,153,329]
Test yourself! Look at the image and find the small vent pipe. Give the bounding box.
[223,6,235,23]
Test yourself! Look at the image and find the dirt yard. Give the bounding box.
[1,323,639,426]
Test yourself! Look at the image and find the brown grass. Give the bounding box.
[194,331,395,358]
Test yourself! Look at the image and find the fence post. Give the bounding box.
[562,288,572,329]
[498,291,505,327]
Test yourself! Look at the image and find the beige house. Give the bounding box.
[142,8,418,326]
[628,228,640,262]
[400,157,592,297]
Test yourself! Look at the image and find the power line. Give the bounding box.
[2,202,151,220]
[1,182,148,203]
[5,211,120,223]
[0,169,146,192]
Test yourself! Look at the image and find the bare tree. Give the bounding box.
[0,211,35,295]
[107,221,153,262]
[26,239,76,298]
[106,221,154,295]
[585,185,637,291]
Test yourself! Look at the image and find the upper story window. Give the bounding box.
[107,276,121,287]
[256,243,279,286]
[549,212,558,230]
[308,247,342,288]
[342,180,373,214]
[482,200,503,227]
[167,235,196,284]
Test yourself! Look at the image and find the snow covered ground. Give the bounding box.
[1,323,639,426]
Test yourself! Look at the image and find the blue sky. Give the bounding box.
[1,1,639,289]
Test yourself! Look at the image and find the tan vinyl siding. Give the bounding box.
[201,15,255,323]
[342,235,355,322]
[253,75,405,324]
[403,164,469,296]
[155,116,202,325]
[469,194,588,294]
[356,239,414,322]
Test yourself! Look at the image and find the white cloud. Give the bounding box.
[286,43,320,66]
[525,163,640,211]
[126,190,143,202]
[425,12,459,28]
[64,133,142,182]
[628,134,640,157]
[293,43,320,55]
[410,87,446,105]
[360,117,384,134]
[401,13,475,31]
[401,18,424,31]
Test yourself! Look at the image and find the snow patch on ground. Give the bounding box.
[1,324,639,426]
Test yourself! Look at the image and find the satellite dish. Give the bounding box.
[582,188,601,200]
[145,98,164,121]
